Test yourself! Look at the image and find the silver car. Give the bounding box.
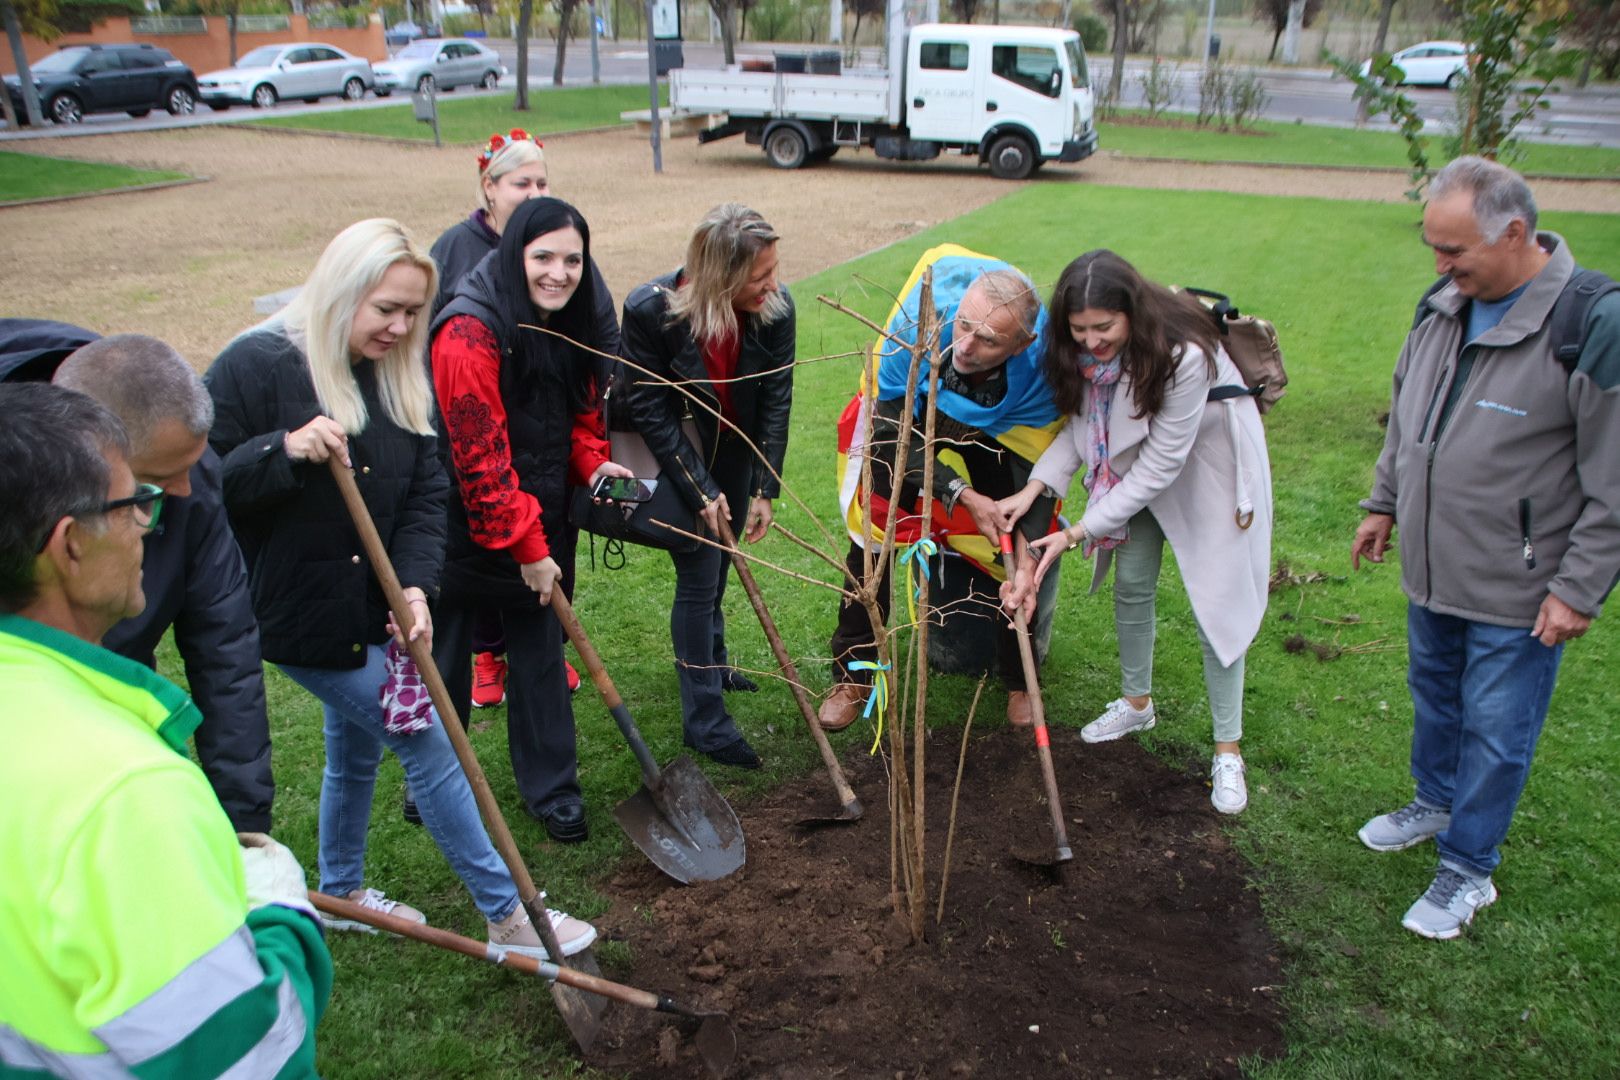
[197,43,375,110]
[372,38,505,96]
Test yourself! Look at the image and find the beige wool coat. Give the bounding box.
[1030,344,1273,668]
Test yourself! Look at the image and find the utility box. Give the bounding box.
[1208,33,1221,59]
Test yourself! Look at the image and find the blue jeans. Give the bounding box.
[280,645,521,923]
[1406,603,1563,877]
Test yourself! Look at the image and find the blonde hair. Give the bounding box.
[480,138,547,213]
[279,218,438,437]
[666,203,788,344]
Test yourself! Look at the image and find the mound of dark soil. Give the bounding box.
[590,725,1285,1079]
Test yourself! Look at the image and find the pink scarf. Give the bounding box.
[1080,356,1128,555]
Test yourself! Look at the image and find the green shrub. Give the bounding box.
[1072,10,1109,53]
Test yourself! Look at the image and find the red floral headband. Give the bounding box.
[477,128,543,173]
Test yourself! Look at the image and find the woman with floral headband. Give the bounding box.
[424,130,616,735]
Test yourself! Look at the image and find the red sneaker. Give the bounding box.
[471,652,508,708]
[565,659,581,694]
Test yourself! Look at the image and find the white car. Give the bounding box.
[1360,40,1470,88]
[198,43,375,110]
[372,38,505,96]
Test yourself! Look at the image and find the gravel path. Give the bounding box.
[4,125,1615,365]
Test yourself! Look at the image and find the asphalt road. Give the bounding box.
[4,37,1616,149]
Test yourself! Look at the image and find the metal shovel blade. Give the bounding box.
[693,1014,739,1078]
[612,754,746,884]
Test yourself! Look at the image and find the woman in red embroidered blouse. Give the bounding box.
[428,197,632,842]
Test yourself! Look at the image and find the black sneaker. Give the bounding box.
[720,668,760,693]
[702,735,763,770]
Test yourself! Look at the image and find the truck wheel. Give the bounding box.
[987,135,1036,180]
[764,126,809,170]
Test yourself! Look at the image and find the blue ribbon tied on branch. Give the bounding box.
[848,659,890,753]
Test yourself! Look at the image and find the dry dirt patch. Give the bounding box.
[7,125,1615,368]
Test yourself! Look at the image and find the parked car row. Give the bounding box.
[4,36,505,125]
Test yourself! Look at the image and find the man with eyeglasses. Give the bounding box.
[54,334,275,834]
[0,382,330,1078]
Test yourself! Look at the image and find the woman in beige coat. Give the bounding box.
[998,250,1271,814]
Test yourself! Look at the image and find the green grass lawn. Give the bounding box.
[249,83,667,143]
[161,185,1620,1077]
[1100,113,1620,178]
[0,149,190,202]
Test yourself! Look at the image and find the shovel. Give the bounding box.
[309,891,738,1078]
[999,533,1074,870]
[549,590,746,884]
[327,458,607,1051]
[715,517,863,826]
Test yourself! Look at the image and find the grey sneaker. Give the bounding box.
[1210,753,1248,814]
[1401,865,1497,940]
[1080,697,1156,744]
[1358,800,1451,852]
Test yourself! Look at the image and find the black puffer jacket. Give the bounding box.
[205,327,449,669]
[618,271,795,509]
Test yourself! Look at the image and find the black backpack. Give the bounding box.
[1411,267,1620,371]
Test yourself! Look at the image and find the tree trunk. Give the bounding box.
[1576,48,1592,89]
[1281,0,1304,64]
[2,0,43,127]
[1109,5,1127,100]
[720,1,736,64]
[1356,0,1397,124]
[515,0,532,108]
[1269,26,1281,62]
[852,10,863,43]
[228,13,238,65]
[553,0,574,85]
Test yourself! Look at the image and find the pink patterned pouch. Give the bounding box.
[379,640,435,736]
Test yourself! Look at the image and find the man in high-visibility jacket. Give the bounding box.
[0,382,331,1078]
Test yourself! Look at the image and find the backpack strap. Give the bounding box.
[1411,275,1451,333]
[1549,267,1620,371]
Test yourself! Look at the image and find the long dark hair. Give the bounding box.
[1042,250,1218,418]
[494,197,599,411]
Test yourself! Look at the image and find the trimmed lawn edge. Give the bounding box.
[1101,149,1618,184]
[0,173,208,209]
[228,120,634,147]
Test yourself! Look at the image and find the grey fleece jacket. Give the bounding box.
[1363,232,1620,627]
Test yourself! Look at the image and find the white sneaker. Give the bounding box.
[488,898,598,961]
[1210,753,1248,814]
[1080,697,1156,743]
[321,887,428,934]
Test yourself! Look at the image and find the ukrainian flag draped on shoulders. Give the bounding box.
[837,244,1064,580]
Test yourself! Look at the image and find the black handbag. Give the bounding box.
[569,421,703,553]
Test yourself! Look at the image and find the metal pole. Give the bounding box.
[1203,0,1216,62]
[589,0,601,83]
[645,0,663,174]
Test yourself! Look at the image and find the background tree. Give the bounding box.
[1253,0,1321,61]
[1355,0,1400,123]
[708,0,737,63]
[949,0,981,22]
[1566,0,1619,85]
[197,0,247,64]
[848,0,882,45]
[1447,0,1573,164]
[1096,0,1167,54]
[551,0,578,84]
[2,0,140,125]
[514,0,532,108]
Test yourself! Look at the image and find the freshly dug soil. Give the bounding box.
[590,725,1285,1079]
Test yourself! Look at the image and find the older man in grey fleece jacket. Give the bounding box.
[1351,156,1620,940]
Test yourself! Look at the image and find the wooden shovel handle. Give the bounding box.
[999,534,1072,859]
[325,457,572,966]
[716,517,862,817]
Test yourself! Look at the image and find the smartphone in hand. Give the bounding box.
[591,475,655,504]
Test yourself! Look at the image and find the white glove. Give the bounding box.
[237,832,317,922]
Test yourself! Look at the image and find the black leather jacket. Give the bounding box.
[617,271,795,510]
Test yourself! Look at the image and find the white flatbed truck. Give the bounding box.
[671,22,1098,180]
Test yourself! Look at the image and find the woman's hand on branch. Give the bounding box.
[1025,530,1074,591]
[993,480,1043,535]
[743,497,773,543]
[387,586,433,651]
[699,493,731,536]
[285,416,350,467]
[520,557,563,605]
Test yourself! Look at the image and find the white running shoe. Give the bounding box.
[1210,753,1248,814]
[321,887,428,934]
[1080,697,1157,743]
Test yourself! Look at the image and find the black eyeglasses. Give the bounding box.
[100,482,167,531]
